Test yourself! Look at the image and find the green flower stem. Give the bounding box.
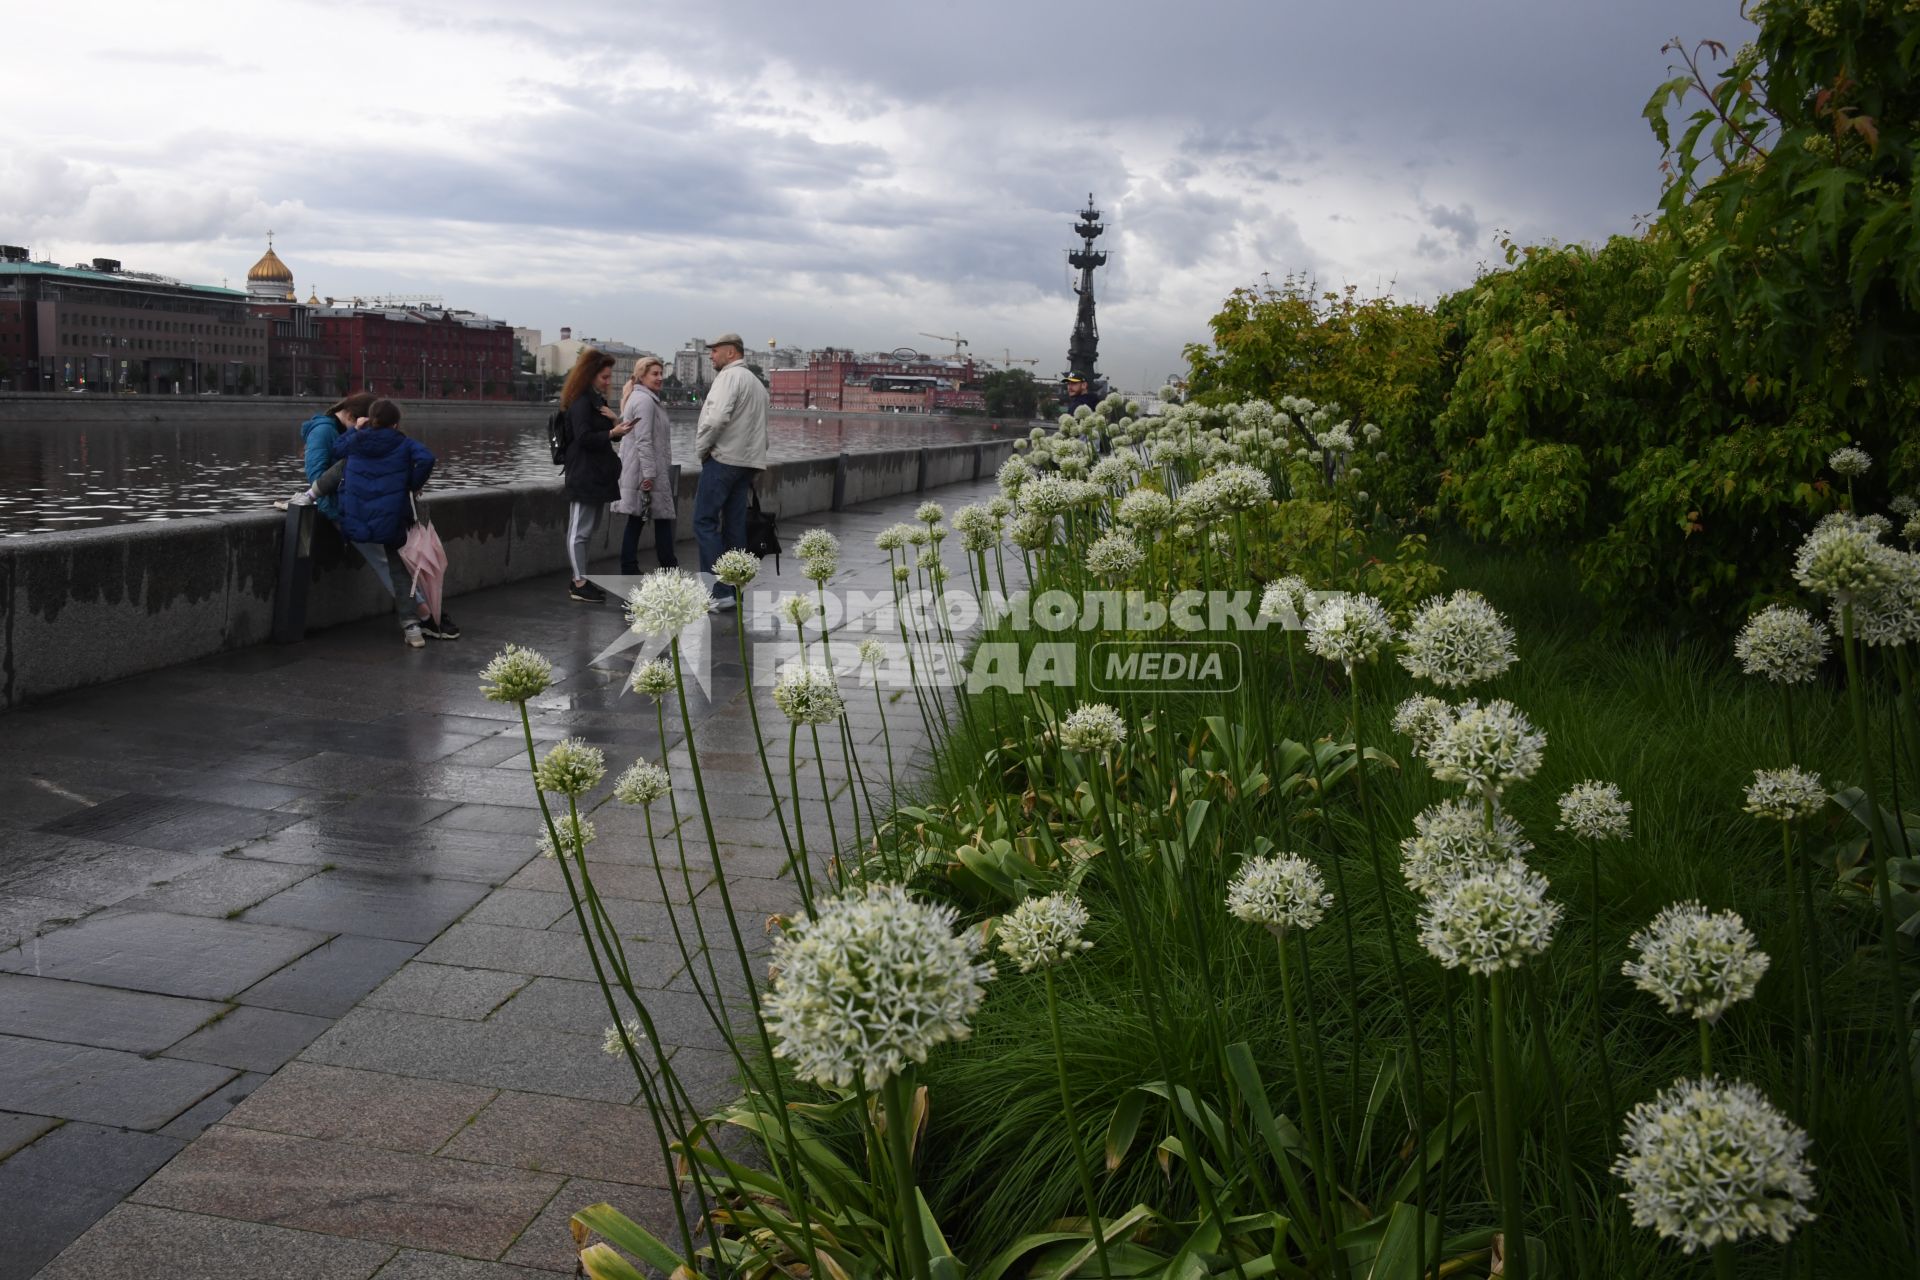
[653,699,735,1025]
[1301,737,1365,1141]
[1714,1242,1738,1280]
[1587,844,1618,1121]
[1430,967,1460,1280]
[786,723,818,912]
[882,1076,932,1280]
[1044,967,1114,1280]
[873,678,901,865]
[733,605,798,865]
[1295,935,1350,1280]
[1276,931,1335,1269]
[1839,605,1920,1271]
[808,723,845,891]
[1789,817,1826,1138]
[1525,972,1592,1279]
[1487,971,1529,1280]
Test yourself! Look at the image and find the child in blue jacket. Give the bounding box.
[331,399,459,646]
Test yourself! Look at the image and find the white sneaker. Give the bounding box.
[710,595,737,613]
[403,622,426,649]
[288,490,315,507]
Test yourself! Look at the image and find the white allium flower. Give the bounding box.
[998,892,1094,971]
[876,523,916,552]
[479,645,554,703]
[892,563,912,583]
[1828,445,1872,478]
[777,593,818,628]
[1623,902,1770,1023]
[712,549,761,587]
[1417,858,1562,974]
[907,526,930,547]
[534,738,605,796]
[1009,511,1053,550]
[1860,513,1893,540]
[1085,531,1145,578]
[1226,854,1333,934]
[1258,576,1311,625]
[1089,456,1134,488]
[1734,606,1830,684]
[1203,463,1273,510]
[1612,1076,1815,1253]
[1557,780,1633,841]
[857,637,887,666]
[915,501,945,524]
[1117,488,1173,529]
[631,659,675,698]
[772,664,845,725]
[1391,694,1455,758]
[1400,800,1534,896]
[627,570,713,637]
[1398,590,1519,688]
[766,883,993,1089]
[614,759,672,806]
[987,496,1013,520]
[1363,423,1383,443]
[1793,520,1901,603]
[997,456,1033,497]
[802,553,839,584]
[537,814,595,860]
[1893,494,1919,518]
[602,1016,647,1057]
[1425,699,1547,796]
[1303,593,1395,668]
[1840,547,1920,648]
[794,529,840,563]
[1743,767,1827,822]
[953,502,997,534]
[1018,473,1082,516]
[1059,703,1127,753]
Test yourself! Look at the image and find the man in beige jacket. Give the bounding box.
[691,332,770,608]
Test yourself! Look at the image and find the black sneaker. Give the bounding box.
[569,581,606,603]
[420,612,460,640]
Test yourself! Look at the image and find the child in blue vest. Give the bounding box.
[331,398,459,647]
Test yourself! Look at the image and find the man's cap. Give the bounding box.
[707,332,745,349]
[1065,373,1087,384]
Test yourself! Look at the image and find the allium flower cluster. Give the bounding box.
[479,645,553,703]
[1009,511,1053,550]
[1842,547,1920,648]
[1906,510,1920,546]
[1734,606,1829,683]
[1400,800,1534,896]
[997,892,1094,971]
[1391,694,1455,758]
[1743,767,1827,821]
[1059,703,1127,753]
[630,659,674,698]
[614,759,672,806]
[766,883,994,1090]
[1226,854,1333,934]
[1792,520,1901,603]
[1828,445,1872,478]
[712,549,760,587]
[1258,576,1310,625]
[1557,780,1633,841]
[1397,590,1518,689]
[777,593,818,628]
[772,664,845,725]
[915,501,945,525]
[1612,1076,1815,1253]
[1198,463,1272,511]
[1417,858,1562,974]
[1085,531,1145,578]
[601,1015,646,1058]
[1425,699,1547,796]
[857,637,888,666]
[1117,488,1173,529]
[1303,593,1395,668]
[1018,473,1083,516]
[795,529,840,582]
[537,814,595,860]
[875,523,916,552]
[997,455,1033,497]
[1623,902,1770,1023]
[626,570,712,637]
[534,738,606,796]
[952,504,1000,552]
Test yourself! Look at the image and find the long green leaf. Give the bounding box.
[1107,1088,1151,1171]
[570,1204,688,1276]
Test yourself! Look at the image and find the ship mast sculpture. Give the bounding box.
[1064,193,1107,403]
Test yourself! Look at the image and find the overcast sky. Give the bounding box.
[1,0,1750,391]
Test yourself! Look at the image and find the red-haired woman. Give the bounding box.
[558,348,632,602]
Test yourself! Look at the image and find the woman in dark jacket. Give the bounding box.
[558,349,631,602]
[332,398,452,646]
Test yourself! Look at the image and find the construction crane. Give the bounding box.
[917,331,969,359]
[996,349,1040,368]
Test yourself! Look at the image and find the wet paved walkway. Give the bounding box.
[0,477,998,1279]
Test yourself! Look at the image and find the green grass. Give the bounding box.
[889,538,1914,1278]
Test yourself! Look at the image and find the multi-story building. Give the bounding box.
[769,348,985,414]
[672,339,709,389]
[537,328,656,386]
[0,245,268,393]
[309,303,519,400]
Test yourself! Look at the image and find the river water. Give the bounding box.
[0,410,1008,538]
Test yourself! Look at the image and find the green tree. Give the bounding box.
[980,368,1041,419]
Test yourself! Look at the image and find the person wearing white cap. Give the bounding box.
[690,331,769,608]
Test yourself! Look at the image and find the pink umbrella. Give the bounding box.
[399,503,448,623]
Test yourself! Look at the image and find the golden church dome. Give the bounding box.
[248,244,293,283]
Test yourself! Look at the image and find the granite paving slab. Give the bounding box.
[488,977,734,1051]
[35,1203,398,1280]
[0,972,226,1054]
[117,858,319,918]
[0,1034,234,1130]
[431,805,549,837]
[0,1111,60,1160]
[243,869,494,943]
[133,1125,563,1257]
[234,934,422,1018]
[300,1008,644,1103]
[240,822,536,884]
[437,1090,671,1186]
[464,890,573,930]
[415,921,684,984]
[0,910,328,1000]
[498,1178,681,1274]
[0,834,219,910]
[0,1123,187,1280]
[163,1005,333,1073]
[372,1251,552,1280]
[503,859,706,904]
[158,1071,271,1141]
[361,962,530,1021]
[224,1062,496,1155]
[38,793,307,855]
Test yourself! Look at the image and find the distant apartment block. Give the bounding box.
[769,348,986,414]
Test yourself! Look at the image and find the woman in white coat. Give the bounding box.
[614,356,678,572]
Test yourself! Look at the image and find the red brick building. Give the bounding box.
[309,304,519,401]
[770,348,985,414]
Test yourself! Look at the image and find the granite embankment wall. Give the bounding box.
[0,393,548,427]
[0,441,1016,709]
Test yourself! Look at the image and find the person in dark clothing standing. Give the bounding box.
[559,348,633,602]
[331,398,455,647]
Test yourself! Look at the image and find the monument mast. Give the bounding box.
[1065,193,1107,391]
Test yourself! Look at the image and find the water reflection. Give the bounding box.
[0,410,1008,537]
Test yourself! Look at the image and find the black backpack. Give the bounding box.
[746,489,781,572]
[546,406,571,467]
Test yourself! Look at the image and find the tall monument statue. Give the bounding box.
[1065,194,1107,396]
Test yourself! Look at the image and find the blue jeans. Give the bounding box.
[621,514,678,573]
[693,461,754,598]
